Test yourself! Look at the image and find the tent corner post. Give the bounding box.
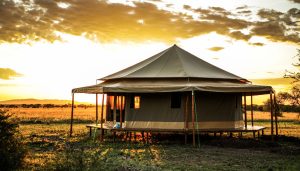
[251,92,254,127]
[70,93,75,137]
[120,95,124,129]
[113,95,117,124]
[191,90,195,147]
[96,93,98,124]
[184,93,189,145]
[243,93,247,128]
[270,91,274,141]
[273,93,279,137]
[100,93,105,142]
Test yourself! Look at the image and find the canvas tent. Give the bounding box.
[70,45,278,144]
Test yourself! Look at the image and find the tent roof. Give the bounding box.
[100,45,248,82]
[72,78,273,95]
[72,45,273,95]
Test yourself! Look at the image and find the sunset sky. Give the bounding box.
[0,0,299,103]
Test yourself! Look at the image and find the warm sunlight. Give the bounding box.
[1,1,300,170]
[0,0,299,104]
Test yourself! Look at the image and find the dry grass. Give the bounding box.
[8,107,97,123]
[246,111,300,138]
[1,107,299,170]
[9,108,299,122]
[248,111,299,121]
[18,124,300,171]
[3,107,300,137]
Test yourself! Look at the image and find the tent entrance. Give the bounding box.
[106,95,126,125]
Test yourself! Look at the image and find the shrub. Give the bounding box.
[0,109,26,170]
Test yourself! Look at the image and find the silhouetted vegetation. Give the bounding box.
[284,49,300,82]
[0,109,26,170]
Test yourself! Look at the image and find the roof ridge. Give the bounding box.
[100,45,249,81]
[100,46,172,80]
[174,46,189,77]
[125,46,173,77]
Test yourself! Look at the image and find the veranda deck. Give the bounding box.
[86,124,266,142]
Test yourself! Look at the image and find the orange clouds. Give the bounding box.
[208,47,224,51]
[0,68,22,80]
[0,0,299,45]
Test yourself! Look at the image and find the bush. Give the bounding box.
[0,109,26,170]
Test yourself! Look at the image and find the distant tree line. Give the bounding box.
[0,104,96,108]
[0,102,298,113]
[245,104,300,113]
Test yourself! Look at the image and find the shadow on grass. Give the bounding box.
[52,137,161,171]
[23,129,300,171]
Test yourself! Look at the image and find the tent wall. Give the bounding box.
[191,92,242,121]
[188,92,243,129]
[124,92,244,129]
[124,93,184,129]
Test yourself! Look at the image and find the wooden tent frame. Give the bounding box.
[69,90,279,146]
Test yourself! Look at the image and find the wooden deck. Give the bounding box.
[86,124,266,141]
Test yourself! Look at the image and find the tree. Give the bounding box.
[284,49,300,82]
[263,98,282,117]
[281,49,300,117]
[0,109,26,170]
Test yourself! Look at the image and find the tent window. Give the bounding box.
[130,95,140,109]
[171,93,181,108]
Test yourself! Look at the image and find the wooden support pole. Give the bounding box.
[243,94,247,128]
[142,131,145,143]
[192,90,195,147]
[270,91,274,141]
[113,96,117,124]
[101,94,105,126]
[69,93,75,137]
[184,94,189,144]
[251,93,254,127]
[106,95,110,122]
[146,132,149,144]
[96,94,98,124]
[120,96,123,128]
[250,93,255,138]
[274,93,279,137]
[100,93,104,141]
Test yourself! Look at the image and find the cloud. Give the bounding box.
[253,8,300,43]
[229,31,251,41]
[289,0,300,3]
[208,46,224,51]
[257,9,283,21]
[0,0,298,45]
[252,8,300,44]
[237,10,252,15]
[249,42,264,46]
[0,68,22,80]
[236,6,248,10]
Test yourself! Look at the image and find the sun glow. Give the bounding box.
[0,0,299,103]
[0,33,168,102]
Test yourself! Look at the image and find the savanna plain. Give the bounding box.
[4,107,300,170]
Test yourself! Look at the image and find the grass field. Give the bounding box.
[3,107,300,170]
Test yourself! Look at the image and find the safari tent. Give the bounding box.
[70,45,278,145]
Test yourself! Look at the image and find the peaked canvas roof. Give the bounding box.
[100,44,248,82]
[72,45,273,95]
